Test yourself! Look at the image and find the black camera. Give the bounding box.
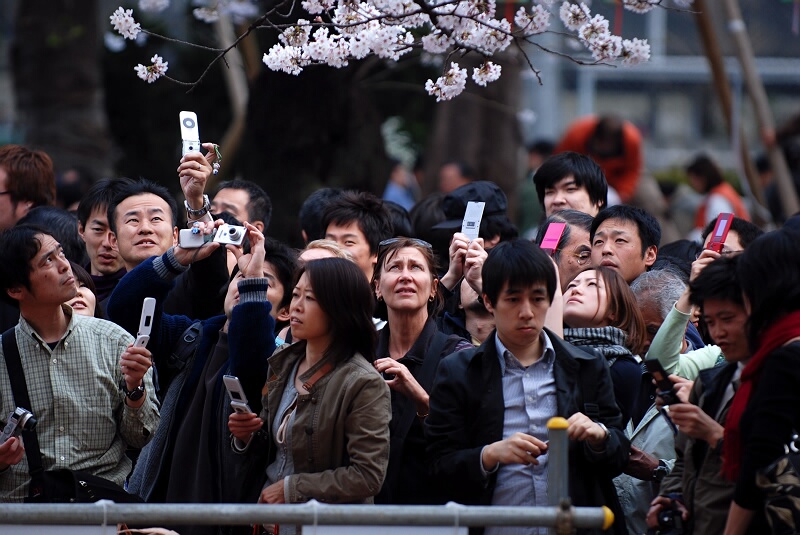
[656,505,684,535]
[0,407,37,443]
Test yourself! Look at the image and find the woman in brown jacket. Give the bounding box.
[229,258,391,531]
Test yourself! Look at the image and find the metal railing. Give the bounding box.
[0,418,614,534]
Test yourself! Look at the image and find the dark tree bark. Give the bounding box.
[423,49,524,220]
[11,0,112,176]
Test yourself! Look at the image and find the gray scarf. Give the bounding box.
[563,326,633,363]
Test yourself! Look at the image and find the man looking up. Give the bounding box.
[532,152,608,217]
[76,177,134,301]
[322,191,394,281]
[591,205,661,284]
[534,209,593,291]
[0,145,57,231]
[0,226,158,501]
[426,239,629,534]
[208,179,272,233]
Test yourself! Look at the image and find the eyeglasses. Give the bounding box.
[562,248,592,266]
[695,248,743,259]
[0,191,10,196]
[378,237,433,256]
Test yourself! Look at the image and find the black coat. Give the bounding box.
[425,328,630,534]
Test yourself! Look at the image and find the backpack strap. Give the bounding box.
[2,327,48,497]
[167,321,203,371]
[579,348,602,420]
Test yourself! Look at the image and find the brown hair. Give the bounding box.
[596,265,647,356]
[372,237,443,318]
[0,145,56,207]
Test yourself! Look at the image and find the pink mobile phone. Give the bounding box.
[706,213,734,253]
[539,222,567,257]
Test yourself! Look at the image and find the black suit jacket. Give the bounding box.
[425,328,629,534]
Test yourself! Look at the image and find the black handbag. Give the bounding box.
[756,435,800,535]
[2,327,143,503]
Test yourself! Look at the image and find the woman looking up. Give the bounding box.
[372,237,471,504]
[229,258,390,533]
[562,266,646,425]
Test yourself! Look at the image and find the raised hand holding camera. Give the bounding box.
[228,223,264,279]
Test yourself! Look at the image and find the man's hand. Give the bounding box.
[655,375,693,409]
[0,436,25,471]
[439,232,470,291]
[120,344,152,393]
[173,219,224,266]
[228,411,263,442]
[623,445,660,480]
[482,432,548,471]
[464,238,487,295]
[668,403,724,446]
[647,496,688,528]
[690,249,720,283]
[178,142,216,208]
[259,479,286,504]
[567,412,608,447]
[228,223,264,279]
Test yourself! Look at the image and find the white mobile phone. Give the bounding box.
[461,201,485,242]
[223,374,253,414]
[133,297,156,348]
[179,111,201,156]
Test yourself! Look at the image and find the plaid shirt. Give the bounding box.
[0,306,159,502]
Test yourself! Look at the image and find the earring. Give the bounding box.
[377,295,384,302]
[429,295,435,302]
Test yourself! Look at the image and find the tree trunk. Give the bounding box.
[11,0,112,176]
[423,49,524,220]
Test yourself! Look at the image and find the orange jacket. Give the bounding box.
[555,116,643,203]
[695,182,750,229]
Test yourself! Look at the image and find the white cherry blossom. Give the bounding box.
[425,62,468,101]
[472,61,501,86]
[134,54,168,83]
[110,7,142,40]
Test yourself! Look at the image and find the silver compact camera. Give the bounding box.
[0,407,37,443]
[179,225,215,249]
[213,224,246,246]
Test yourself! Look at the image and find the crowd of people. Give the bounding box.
[1,112,800,535]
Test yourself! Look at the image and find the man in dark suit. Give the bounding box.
[425,239,629,535]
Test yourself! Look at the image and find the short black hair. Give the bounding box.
[76,177,135,228]
[527,140,555,156]
[383,201,414,238]
[688,255,743,312]
[263,237,299,311]
[321,191,394,255]
[591,205,661,256]
[299,188,343,242]
[441,160,475,181]
[736,227,800,351]
[686,153,724,194]
[533,152,608,211]
[17,206,87,266]
[0,225,49,306]
[107,179,178,235]
[482,239,557,306]
[215,179,272,230]
[700,215,764,250]
[534,209,593,265]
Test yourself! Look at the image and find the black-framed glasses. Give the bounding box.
[0,191,10,196]
[695,248,743,259]
[378,237,433,256]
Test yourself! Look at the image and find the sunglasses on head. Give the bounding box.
[378,237,433,256]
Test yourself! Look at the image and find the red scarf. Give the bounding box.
[722,310,800,480]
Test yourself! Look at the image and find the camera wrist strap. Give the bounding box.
[2,327,49,494]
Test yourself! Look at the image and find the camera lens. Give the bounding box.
[183,117,196,129]
[228,227,238,237]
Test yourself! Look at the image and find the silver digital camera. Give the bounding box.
[0,407,37,443]
[179,225,215,249]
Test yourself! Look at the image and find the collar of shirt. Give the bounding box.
[17,304,76,349]
[495,330,555,375]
